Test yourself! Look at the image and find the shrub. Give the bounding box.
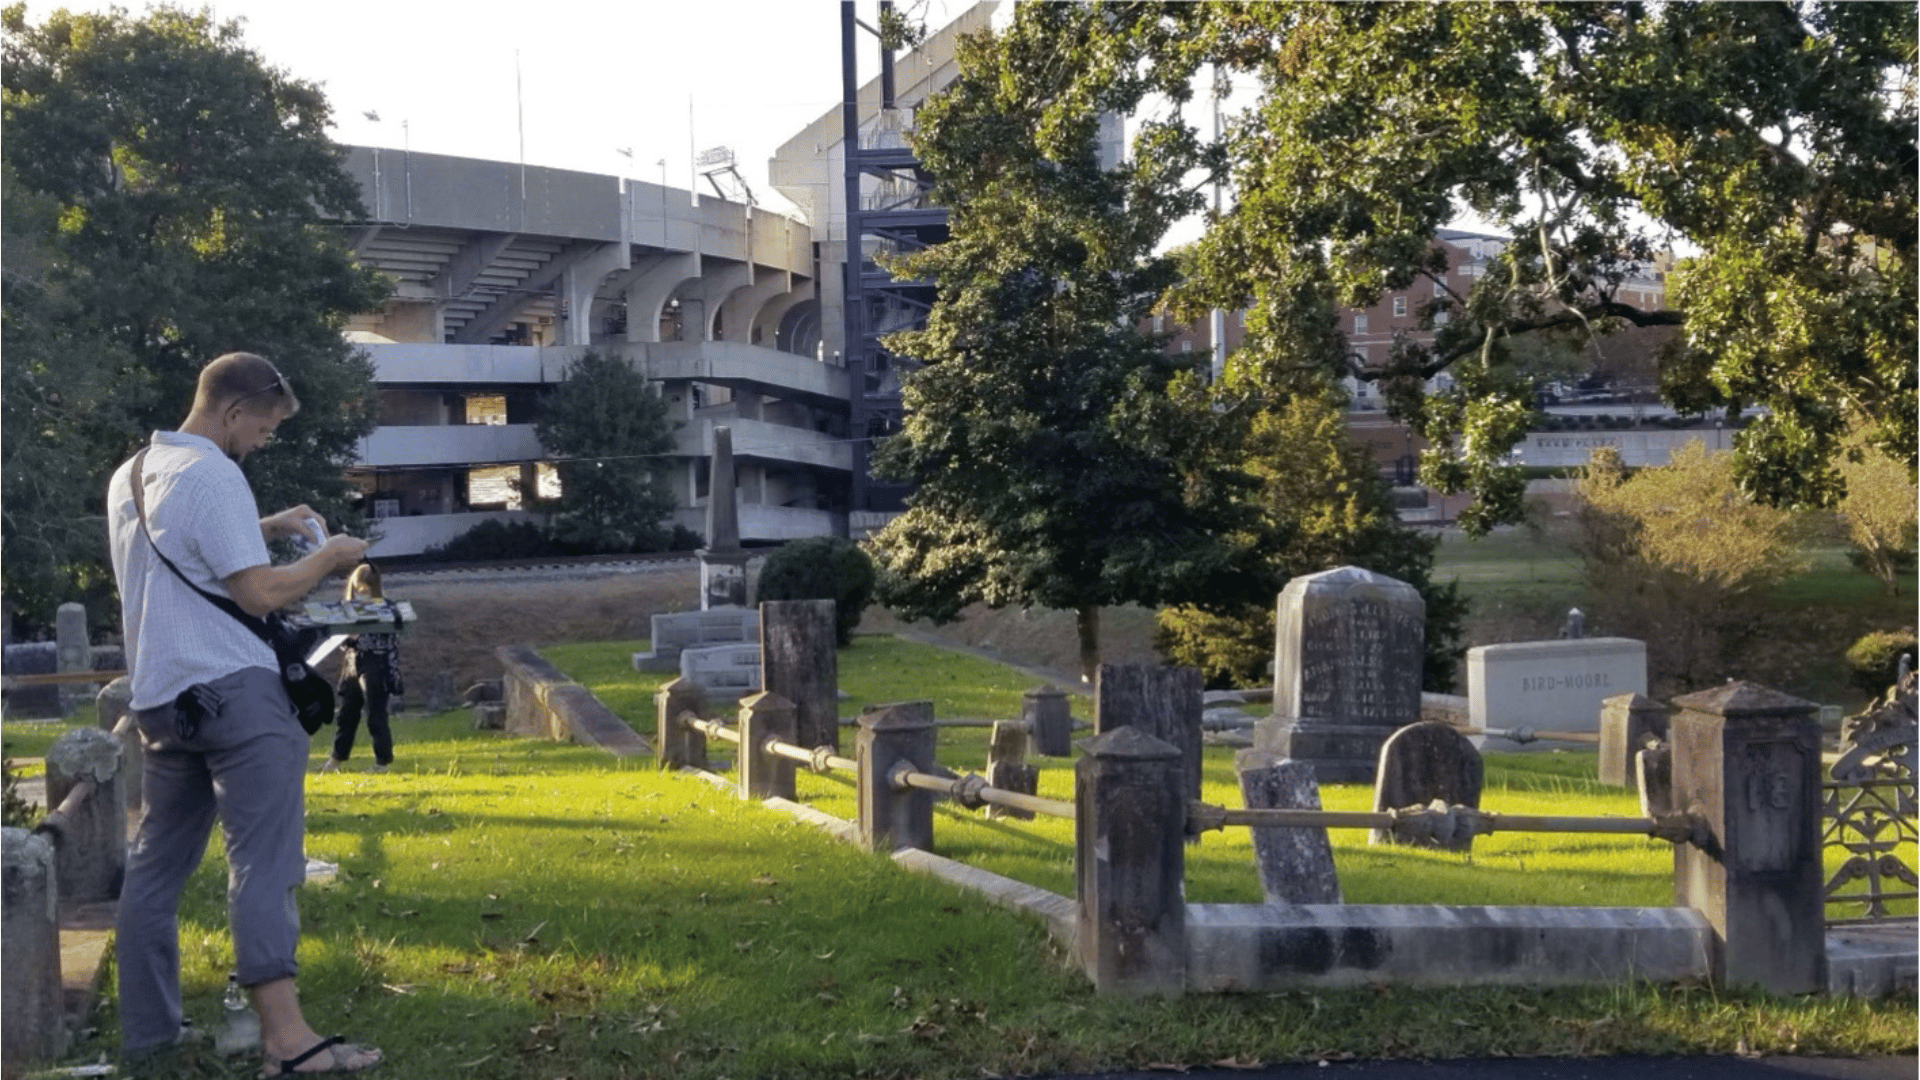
[1844,630,1917,698]
[2,745,36,828]
[755,537,876,645]
[1154,604,1271,690]
[422,519,569,562]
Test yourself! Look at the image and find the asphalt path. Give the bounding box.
[1037,1056,1917,1080]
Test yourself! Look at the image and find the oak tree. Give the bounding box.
[2,5,387,626]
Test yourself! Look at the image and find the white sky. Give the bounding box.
[23,0,981,219]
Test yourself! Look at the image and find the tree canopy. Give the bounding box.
[534,352,678,553]
[868,2,1248,681]
[2,4,387,627]
[982,1,1915,531]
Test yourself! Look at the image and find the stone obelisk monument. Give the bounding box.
[699,426,750,609]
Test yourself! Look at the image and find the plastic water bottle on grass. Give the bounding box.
[215,973,260,1056]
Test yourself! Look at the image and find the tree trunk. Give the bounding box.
[1076,605,1100,685]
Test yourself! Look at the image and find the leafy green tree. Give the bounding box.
[868,3,1246,683]
[2,5,387,627]
[1569,441,1815,692]
[978,2,1916,530]
[1157,395,1467,691]
[1834,424,1918,596]
[534,352,677,553]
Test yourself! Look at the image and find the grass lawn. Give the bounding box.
[10,639,1912,1079]
[32,709,1911,1080]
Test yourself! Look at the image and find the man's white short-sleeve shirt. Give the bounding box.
[107,431,276,711]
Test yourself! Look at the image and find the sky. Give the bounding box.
[22,0,984,219]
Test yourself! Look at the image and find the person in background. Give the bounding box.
[319,563,401,774]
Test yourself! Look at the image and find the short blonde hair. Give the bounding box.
[194,352,301,417]
[344,562,382,601]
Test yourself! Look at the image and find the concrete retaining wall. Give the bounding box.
[496,645,650,758]
[1186,903,1711,991]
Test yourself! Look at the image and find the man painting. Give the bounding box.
[106,352,381,1074]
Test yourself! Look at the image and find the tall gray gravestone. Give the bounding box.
[1256,566,1425,784]
[699,426,749,610]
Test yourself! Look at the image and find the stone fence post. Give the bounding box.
[856,701,936,853]
[3,827,67,1073]
[1075,726,1187,995]
[654,678,708,772]
[42,727,127,904]
[1669,682,1824,994]
[736,692,797,802]
[1023,686,1073,757]
[760,600,839,752]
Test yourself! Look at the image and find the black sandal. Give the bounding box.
[262,1035,382,1076]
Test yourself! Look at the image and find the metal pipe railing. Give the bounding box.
[685,716,741,744]
[1447,722,1600,745]
[765,738,857,775]
[30,777,98,844]
[894,766,1074,820]
[1187,799,1706,846]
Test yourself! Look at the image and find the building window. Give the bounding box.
[467,465,522,510]
[1433,280,1447,297]
[536,462,561,501]
[1151,314,1164,334]
[1181,340,1193,353]
[464,394,507,426]
[1353,314,1369,335]
[1392,296,1407,317]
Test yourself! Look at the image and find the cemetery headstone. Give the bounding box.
[1023,685,1073,757]
[632,608,760,674]
[1256,566,1425,783]
[1467,637,1646,743]
[679,643,761,699]
[699,425,750,610]
[1598,693,1667,787]
[95,676,134,733]
[1370,720,1483,852]
[986,720,1039,821]
[761,600,838,751]
[1234,749,1341,904]
[1095,664,1203,800]
[55,603,89,713]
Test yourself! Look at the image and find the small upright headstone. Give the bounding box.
[1370,721,1483,852]
[985,720,1038,821]
[1257,567,1425,784]
[1234,749,1341,905]
[54,603,89,714]
[1094,664,1202,800]
[1023,686,1073,757]
[699,426,750,610]
[1598,693,1667,787]
[1560,607,1585,640]
[761,600,838,751]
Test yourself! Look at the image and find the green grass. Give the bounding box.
[57,711,1913,1080]
[541,635,1090,735]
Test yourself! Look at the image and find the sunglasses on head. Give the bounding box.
[230,371,290,410]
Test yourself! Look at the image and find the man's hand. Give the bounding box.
[320,534,370,573]
[226,535,371,616]
[261,504,326,544]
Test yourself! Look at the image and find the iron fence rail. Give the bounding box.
[895,768,1074,819]
[1188,799,1706,846]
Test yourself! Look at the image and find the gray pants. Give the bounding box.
[116,666,308,1057]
